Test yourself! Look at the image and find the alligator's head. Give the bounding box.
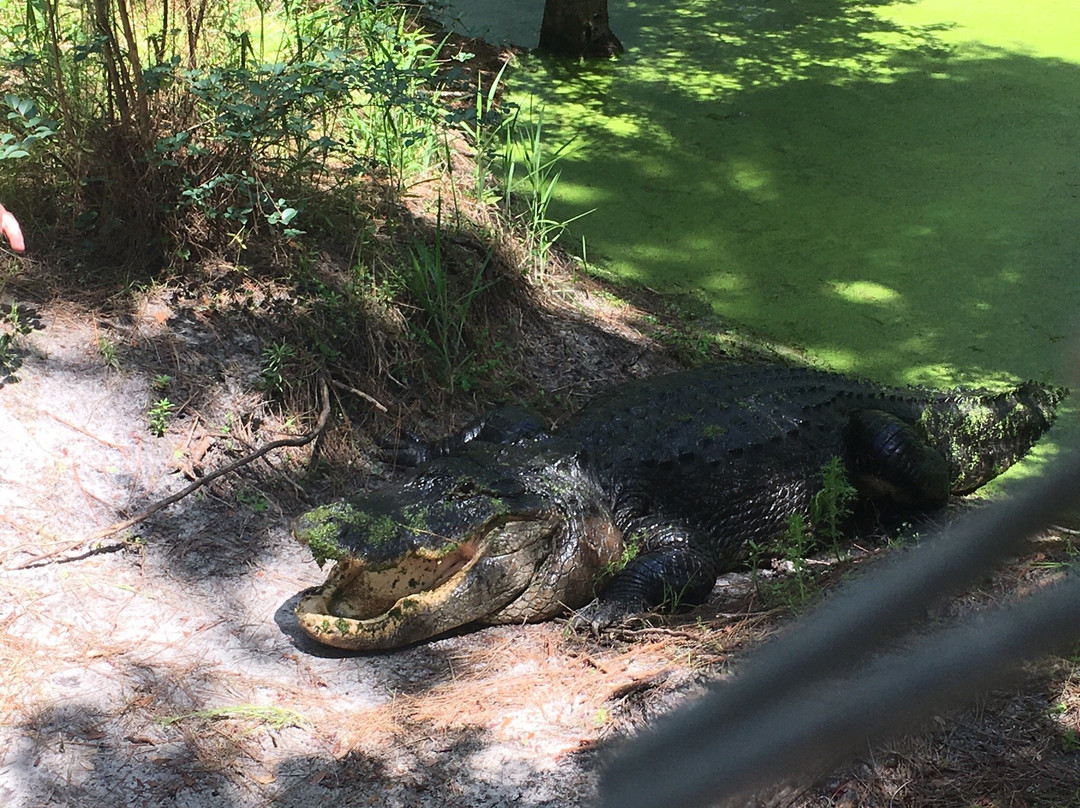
[292,443,621,650]
[920,379,1069,494]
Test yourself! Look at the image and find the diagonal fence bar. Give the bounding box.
[601,448,1080,808]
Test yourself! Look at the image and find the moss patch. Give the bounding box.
[294,503,401,566]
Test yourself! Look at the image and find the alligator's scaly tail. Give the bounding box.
[919,380,1068,495]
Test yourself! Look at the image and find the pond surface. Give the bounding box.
[444,0,1080,392]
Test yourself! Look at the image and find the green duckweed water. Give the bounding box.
[445,0,1079,389]
[439,1,1079,482]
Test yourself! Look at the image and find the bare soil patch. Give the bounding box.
[1,268,1078,808]
[0,260,709,808]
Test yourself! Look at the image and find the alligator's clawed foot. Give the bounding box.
[567,599,637,637]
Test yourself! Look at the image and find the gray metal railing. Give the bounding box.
[601,448,1080,808]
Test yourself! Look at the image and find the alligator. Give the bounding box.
[291,362,1066,650]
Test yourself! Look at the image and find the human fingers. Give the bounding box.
[0,205,25,252]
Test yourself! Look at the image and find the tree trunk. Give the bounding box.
[539,0,623,58]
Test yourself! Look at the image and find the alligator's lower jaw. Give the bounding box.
[295,573,478,651]
[294,545,485,651]
[294,516,561,650]
[295,587,420,651]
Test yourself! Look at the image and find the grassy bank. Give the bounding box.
[0,0,618,424]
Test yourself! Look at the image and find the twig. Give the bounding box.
[609,626,707,642]
[329,377,388,412]
[46,412,128,450]
[8,376,332,570]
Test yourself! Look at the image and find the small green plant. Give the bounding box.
[1034,530,1080,571]
[399,225,491,389]
[660,580,696,614]
[749,458,857,610]
[451,61,516,204]
[604,531,643,580]
[587,530,645,604]
[157,704,307,732]
[500,104,593,274]
[2,301,32,336]
[98,337,120,371]
[0,332,18,379]
[1062,728,1080,753]
[236,487,269,513]
[148,397,175,437]
[0,301,32,382]
[810,456,858,559]
[452,342,507,393]
[774,512,818,609]
[259,340,297,392]
[152,374,171,391]
[747,536,769,590]
[122,533,147,550]
[748,513,821,612]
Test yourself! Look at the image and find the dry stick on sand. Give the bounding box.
[9,376,332,570]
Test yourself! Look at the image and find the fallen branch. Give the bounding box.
[8,376,332,570]
[328,377,388,412]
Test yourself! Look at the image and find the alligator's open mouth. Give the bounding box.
[294,516,559,650]
[308,538,480,622]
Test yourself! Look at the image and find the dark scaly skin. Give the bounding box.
[292,362,1066,650]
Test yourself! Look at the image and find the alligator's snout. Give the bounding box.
[295,515,560,650]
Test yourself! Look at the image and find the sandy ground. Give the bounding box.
[0,287,731,808]
[2,290,1079,808]
[0,296,598,808]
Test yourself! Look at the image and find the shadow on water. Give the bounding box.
[503,0,1080,387]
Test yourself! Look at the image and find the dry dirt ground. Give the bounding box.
[1,280,1079,808]
[0,276,707,808]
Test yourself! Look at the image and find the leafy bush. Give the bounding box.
[0,0,445,262]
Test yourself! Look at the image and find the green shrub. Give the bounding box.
[0,0,446,262]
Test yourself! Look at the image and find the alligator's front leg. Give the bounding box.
[572,521,719,631]
[846,409,950,506]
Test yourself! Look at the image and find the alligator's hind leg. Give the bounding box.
[845,409,950,507]
[572,522,719,631]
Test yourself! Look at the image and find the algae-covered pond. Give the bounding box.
[441,0,1080,391]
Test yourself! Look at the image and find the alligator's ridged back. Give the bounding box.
[563,363,930,468]
[560,363,1065,556]
[565,363,1064,479]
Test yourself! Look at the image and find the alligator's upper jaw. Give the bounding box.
[295,515,560,650]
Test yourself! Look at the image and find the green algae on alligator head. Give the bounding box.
[292,503,400,566]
